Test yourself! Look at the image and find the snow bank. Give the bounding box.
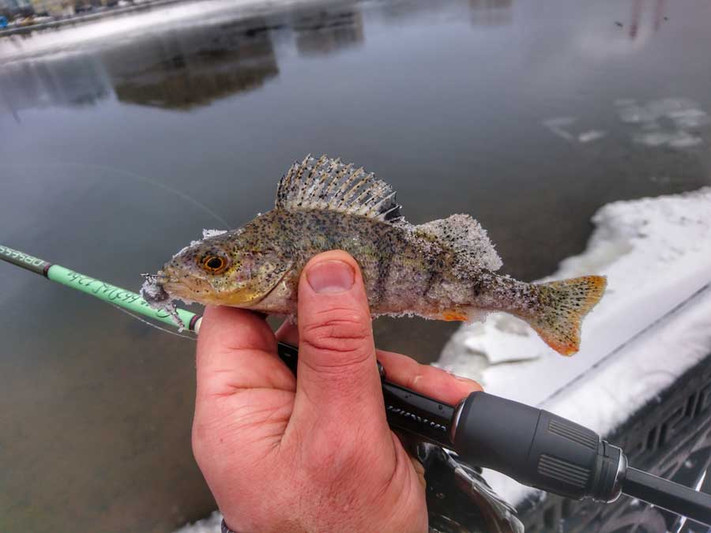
[438,187,711,504]
[173,511,222,533]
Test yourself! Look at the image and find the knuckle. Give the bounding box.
[301,312,372,365]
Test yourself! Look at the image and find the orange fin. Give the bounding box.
[442,310,469,322]
[525,275,607,356]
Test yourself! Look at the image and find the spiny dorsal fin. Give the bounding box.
[275,155,404,223]
[416,214,503,272]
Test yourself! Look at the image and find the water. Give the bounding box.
[1,0,710,531]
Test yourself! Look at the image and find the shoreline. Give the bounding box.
[0,0,185,37]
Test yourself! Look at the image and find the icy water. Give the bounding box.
[1,0,711,531]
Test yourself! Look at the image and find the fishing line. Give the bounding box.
[3,160,232,228]
[109,303,196,341]
[3,161,228,334]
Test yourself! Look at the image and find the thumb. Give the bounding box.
[293,251,387,434]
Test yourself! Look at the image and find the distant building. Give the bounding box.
[0,0,32,9]
[30,0,74,16]
[0,0,33,16]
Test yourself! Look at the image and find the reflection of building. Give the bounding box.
[292,7,364,57]
[375,0,512,28]
[100,17,279,110]
[0,53,111,114]
[469,0,512,27]
[628,0,666,39]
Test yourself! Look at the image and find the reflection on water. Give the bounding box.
[469,0,512,26]
[292,6,364,56]
[105,18,280,109]
[1,16,283,111]
[0,0,515,113]
[628,0,666,39]
[0,5,374,112]
[1,53,111,111]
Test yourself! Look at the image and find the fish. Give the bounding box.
[142,155,606,355]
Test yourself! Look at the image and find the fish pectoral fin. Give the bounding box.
[275,155,405,224]
[524,275,607,356]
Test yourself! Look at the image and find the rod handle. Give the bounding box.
[451,392,622,501]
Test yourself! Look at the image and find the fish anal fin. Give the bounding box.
[442,309,470,322]
[275,155,404,223]
[524,275,607,356]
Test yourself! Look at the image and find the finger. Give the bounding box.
[276,321,481,405]
[377,350,482,406]
[292,251,387,433]
[196,306,295,399]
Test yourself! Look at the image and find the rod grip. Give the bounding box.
[451,392,621,501]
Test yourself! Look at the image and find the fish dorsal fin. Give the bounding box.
[416,214,503,272]
[275,155,404,223]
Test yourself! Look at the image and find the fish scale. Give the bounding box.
[143,155,606,356]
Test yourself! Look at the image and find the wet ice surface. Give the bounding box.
[618,98,711,148]
[439,187,711,504]
[543,97,711,148]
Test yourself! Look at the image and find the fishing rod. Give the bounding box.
[3,244,711,527]
[0,244,202,333]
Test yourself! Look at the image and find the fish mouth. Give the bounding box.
[161,277,211,304]
[144,261,294,308]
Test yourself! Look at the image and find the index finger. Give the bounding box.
[196,306,295,399]
[276,322,480,405]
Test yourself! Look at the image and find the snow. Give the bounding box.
[438,187,711,504]
[0,0,324,63]
[172,511,222,533]
[202,229,227,239]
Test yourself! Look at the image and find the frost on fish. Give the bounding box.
[276,154,404,222]
[140,275,185,330]
[147,154,606,355]
[202,229,227,239]
[416,214,502,273]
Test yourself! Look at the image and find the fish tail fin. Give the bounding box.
[525,275,607,356]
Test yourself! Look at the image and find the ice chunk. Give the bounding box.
[578,130,606,143]
[202,228,227,239]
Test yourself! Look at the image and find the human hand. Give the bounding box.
[192,250,482,533]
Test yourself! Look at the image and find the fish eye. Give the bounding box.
[199,254,228,274]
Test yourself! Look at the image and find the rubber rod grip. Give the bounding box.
[452,392,620,500]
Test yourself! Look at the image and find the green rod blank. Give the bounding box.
[0,244,200,332]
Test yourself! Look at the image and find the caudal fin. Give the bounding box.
[525,276,606,356]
